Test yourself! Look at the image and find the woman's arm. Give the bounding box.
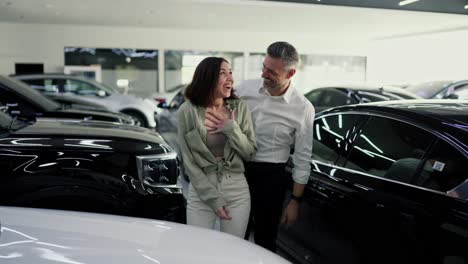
[222,100,257,161]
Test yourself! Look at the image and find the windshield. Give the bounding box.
[0,112,31,132]
[98,81,120,94]
[0,111,12,128]
[406,81,453,98]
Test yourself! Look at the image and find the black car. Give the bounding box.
[0,75,135,125]
[304,85,421,113]
[406,80,468,99]
[0,111,185,222]
[278,100,468,264]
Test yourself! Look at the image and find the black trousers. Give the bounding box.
[244,161,287,252]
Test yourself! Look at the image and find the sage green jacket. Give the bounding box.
[177,99,256,211]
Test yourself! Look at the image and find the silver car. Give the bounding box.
[0,206,290,264]
[15,74,159,129]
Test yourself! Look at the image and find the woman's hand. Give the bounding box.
[205,107,235,134]
[215,206,232,220]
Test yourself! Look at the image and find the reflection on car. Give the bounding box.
[406,80,468,99]
[304,85,421,113]
[278,99,468,264]
[0,75,135,125]
[14,74,159,128]
[0,110,185,222]
[156,86,188,180]
[0,206,290,264]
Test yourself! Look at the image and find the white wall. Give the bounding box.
[367,29,468,85]
[0,22,366,74]
[3,21,467,89]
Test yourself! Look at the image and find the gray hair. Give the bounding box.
[266,41,299,70]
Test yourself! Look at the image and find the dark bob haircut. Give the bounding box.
[185,57,238,107]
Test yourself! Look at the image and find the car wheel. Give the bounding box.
[122,111,147,127]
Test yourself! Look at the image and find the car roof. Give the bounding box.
[13,73,119,94]
[14,73,96,82]
[321,99,468,148]
[323,99,468,131]
[306,84,421,99]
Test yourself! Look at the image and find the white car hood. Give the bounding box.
[0,207,290,264]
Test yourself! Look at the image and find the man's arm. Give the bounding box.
[281,102,315,225]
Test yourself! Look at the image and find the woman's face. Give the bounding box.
[214,61,234,100]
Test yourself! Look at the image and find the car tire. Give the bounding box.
[122,110,147,127]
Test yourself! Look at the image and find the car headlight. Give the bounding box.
[136,152,179,188]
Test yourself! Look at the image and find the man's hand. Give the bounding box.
[216,206,232,220]
[205,107,235,134]
[281,199,299,226]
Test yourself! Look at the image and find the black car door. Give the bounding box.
[413,138,468,263]
[277,113,367,264]
[315,114,448,264]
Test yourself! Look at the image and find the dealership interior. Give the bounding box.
[1,1,468,264]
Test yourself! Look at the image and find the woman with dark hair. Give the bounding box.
[177,57,256,238]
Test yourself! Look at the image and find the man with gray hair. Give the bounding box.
[236,41,315,252]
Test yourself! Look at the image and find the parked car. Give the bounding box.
[0,110,185,222]
[46,92,109,111]
[152,83,186,107]
[14,74,159,128]
[278,100,468,264]
[304,85,421,113]
[406,80,468,99]
[0,75,136,125]
[0,206,290,264]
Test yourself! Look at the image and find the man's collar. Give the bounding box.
[258,80,294,104]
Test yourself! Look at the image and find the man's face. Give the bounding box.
[261,55,293,91]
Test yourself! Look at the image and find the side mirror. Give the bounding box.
[97,90,106,97]
[443,93,459,99]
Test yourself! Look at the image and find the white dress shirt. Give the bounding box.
[236,79,315,184]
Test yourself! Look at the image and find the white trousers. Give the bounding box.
[187,171,251,238]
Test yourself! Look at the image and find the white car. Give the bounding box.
[15,74,159,129]
[0,206,290,264]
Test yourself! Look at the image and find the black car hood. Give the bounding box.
[14,119,166,145]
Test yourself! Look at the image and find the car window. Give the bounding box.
[0,90,40,117]
[415,140,467,192]
[169,91,185,109]
[320,89,351,107]
[312,113,364,164]
[23,79,59,94]
[64,80,102,95]
[345,116,435,182]
[453,84,468,99]
[305,90,323,106]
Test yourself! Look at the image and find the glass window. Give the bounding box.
[313,114,364,164]
[64,80,102,96]
[320,89,352,107]
[345,116,435,182]
[65,47,158,98]
[453,84,468,99]
[22,79,59,94]
[414,140,467,192]
[0,90,39,117]
[168,91,185,109]
[305,90,324,106]
[164,50,243,93]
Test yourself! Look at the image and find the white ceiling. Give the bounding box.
[1,0,468,40]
